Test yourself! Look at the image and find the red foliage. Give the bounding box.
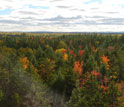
[104,76,109,84]
[69,40,72,44]
[108,46,114,51]
[73,54,76,58]
[79,50,83,56]
[62,49,66,54]
[81,79,87,86]
[100,84,108,91]
[70,50,74,55]
[79,45,82,49]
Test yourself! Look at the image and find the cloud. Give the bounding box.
[0,0,124,32]
[56,6,72,9]
[43,15,82,21]
[50,0,64,2]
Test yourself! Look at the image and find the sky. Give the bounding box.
[0,0,124,32]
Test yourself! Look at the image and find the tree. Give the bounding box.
[57,40,67,49]
[67,73,123,107]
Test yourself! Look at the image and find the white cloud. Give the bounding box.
[0,0,124,32]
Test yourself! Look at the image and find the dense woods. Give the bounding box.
[0,32,124,107]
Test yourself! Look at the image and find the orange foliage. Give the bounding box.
[73,61,83,76]
[101,54,110,69]
[20,57,29,69]
[91,70,101,77]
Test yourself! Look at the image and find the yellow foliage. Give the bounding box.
[46,44,49,48]
[96,41,99,44]
[40,58,56,78]
[0,40,3,46]
[47,58,51,62]
[18,48,34,55]
[40,39,45,45]
[0,46,16,56]
[56,48,66,53]
[57,40,67,48]
[110,75,117,79]
[63,53,68,61]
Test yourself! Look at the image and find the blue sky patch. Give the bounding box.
[122,5,124,8]
[29,5,49,9]
[0,9,13,15]
[84,0,102,4]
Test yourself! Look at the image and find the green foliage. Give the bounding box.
[0,33,124,106]
[51,66,77,97]
[67,77,123,107]
[0,55,50,107]
[0,90,3,101]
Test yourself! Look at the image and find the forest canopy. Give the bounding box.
[0,32,124,107]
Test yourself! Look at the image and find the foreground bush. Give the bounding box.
[67,73,124,107]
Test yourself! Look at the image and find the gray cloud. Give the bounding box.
[85,16,106,19]
[4,0,14,1]
[104,12,119,14]
[70,8,85,11]
[50,0,64,2]
[17,11,40,15]
[79,9,85,11]
[1,15,124,27]
[43,15,82,21]
[56,6,72,9]
[0,19,34,26]
[0,15,81,27]
[37,22,71,27]
[0,12,124,32]
[75,17,124,25]
[100,18,124,25]
[76,20,98,25]
[90,8,99,10]
[19,17,36,20]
